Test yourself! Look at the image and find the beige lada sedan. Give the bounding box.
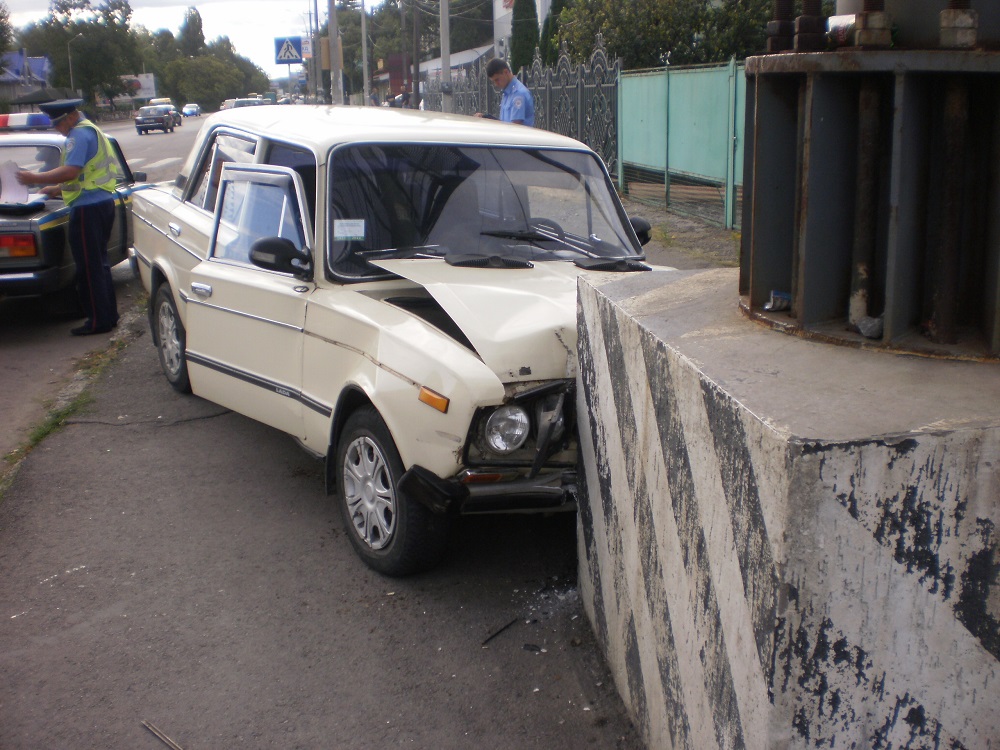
[132,105,655,575]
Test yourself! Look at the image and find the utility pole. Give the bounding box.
[411,0,420,107]
[399,0,407,100]
[328,0,343,104]
[312,0,321,101]
[361,0,370,104]
[440,0,451,113]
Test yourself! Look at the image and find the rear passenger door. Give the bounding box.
[184,165,315,438]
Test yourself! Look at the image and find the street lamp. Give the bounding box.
[68,33,83,94]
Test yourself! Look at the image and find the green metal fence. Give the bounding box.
[618,59,746,229]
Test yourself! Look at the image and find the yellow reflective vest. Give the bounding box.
[61,119,122,205]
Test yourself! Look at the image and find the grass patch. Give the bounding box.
[0,338,128,499]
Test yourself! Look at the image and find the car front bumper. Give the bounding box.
[399,464,577,515]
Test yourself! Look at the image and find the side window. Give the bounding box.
[212,170,307,268]
[265,143,317,226]
[188,134,256,212]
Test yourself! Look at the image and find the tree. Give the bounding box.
[0,2,13,60]
[17,0,141,104]
[538,0,568,66]
[509,0,538,74]
[176,6,206,58]
[163,55,242,107]
[207,37,269,97]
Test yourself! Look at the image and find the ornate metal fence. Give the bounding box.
[423,36,621,176]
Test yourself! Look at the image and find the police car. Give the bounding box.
[0,112,147,305]
[132,105,657,575]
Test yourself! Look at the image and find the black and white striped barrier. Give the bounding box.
[575,268,999,749]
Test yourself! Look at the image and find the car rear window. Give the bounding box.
[0,144,61,171]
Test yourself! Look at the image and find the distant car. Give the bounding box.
[182,103,201,117]
[232,98,269,108]
[0,113,146,304]
[135,105,173,134]
[130,105,657,575]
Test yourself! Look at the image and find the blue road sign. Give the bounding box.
[275,37,304,65]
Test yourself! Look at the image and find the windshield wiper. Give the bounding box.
[355,245,447,261]
[480,229,554,242]
[446,253,533,269]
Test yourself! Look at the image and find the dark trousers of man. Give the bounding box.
[68,196,118,332]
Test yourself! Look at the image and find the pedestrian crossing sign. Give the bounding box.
[275,37,304,65]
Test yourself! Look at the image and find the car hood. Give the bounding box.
[372,259,582,382]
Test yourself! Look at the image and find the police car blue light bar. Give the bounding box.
[0,113,52,130]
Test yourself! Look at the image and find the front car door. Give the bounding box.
[184,164,315,438]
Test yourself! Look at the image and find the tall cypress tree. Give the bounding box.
[538,0,567,66]
[509,0,538,75]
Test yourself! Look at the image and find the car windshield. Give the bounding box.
[1,144,61,172]
[327,144,642,280]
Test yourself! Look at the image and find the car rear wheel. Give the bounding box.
[335,406,449,575]
[152,285,190,393]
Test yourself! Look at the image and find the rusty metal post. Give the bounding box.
[849,78,881,329]
[926,78,969,344]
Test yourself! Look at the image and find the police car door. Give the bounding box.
[184,164,314,438]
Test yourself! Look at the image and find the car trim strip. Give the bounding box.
[133,213,203,262]
[186,351,332,417]
[186,296,304,331]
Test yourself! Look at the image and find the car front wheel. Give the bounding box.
[152,285,190,393]
[335,406,449,575]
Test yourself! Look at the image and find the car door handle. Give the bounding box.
[191,282,212,298]
[168,222,182,236]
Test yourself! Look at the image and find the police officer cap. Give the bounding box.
[38,99,83,121]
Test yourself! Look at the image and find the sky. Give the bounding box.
[9,0,318,80]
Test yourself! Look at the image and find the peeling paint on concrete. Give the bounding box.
[575,275,1000,750]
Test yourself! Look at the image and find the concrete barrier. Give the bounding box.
[576,268,999,749]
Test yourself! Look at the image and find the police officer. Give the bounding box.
[475,59,535,126]
[17,99,122,336]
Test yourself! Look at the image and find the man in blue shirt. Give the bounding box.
[477,59,534,126]
[18,100,122,335]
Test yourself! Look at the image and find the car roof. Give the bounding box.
[198,105,589,154]
[0,132,66,148]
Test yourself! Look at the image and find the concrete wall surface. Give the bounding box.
[576,268,999,749]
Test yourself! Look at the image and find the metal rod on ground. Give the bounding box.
[141,721,185,750]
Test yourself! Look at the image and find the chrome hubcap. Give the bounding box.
[343,436,396,550]
[157,300,181,376]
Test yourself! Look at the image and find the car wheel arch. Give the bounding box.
[324,385,376,495]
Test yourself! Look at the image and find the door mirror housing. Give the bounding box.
[249,237,313,280]
[630,217,652,246]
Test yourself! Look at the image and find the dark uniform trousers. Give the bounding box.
[68,196,119,332]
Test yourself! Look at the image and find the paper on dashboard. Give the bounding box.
[0,160,29,204]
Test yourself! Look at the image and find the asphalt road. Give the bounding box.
[0,118,642,748]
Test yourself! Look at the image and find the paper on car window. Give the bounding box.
[334,219,365,241]
[0,160,29,204]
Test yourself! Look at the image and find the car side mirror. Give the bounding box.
[250,237,313,280]
[630,217,652,246]
[132,170,147,182]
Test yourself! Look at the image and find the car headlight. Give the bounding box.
[484,405,530,454]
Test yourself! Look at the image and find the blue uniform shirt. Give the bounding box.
[499,76,535,127]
